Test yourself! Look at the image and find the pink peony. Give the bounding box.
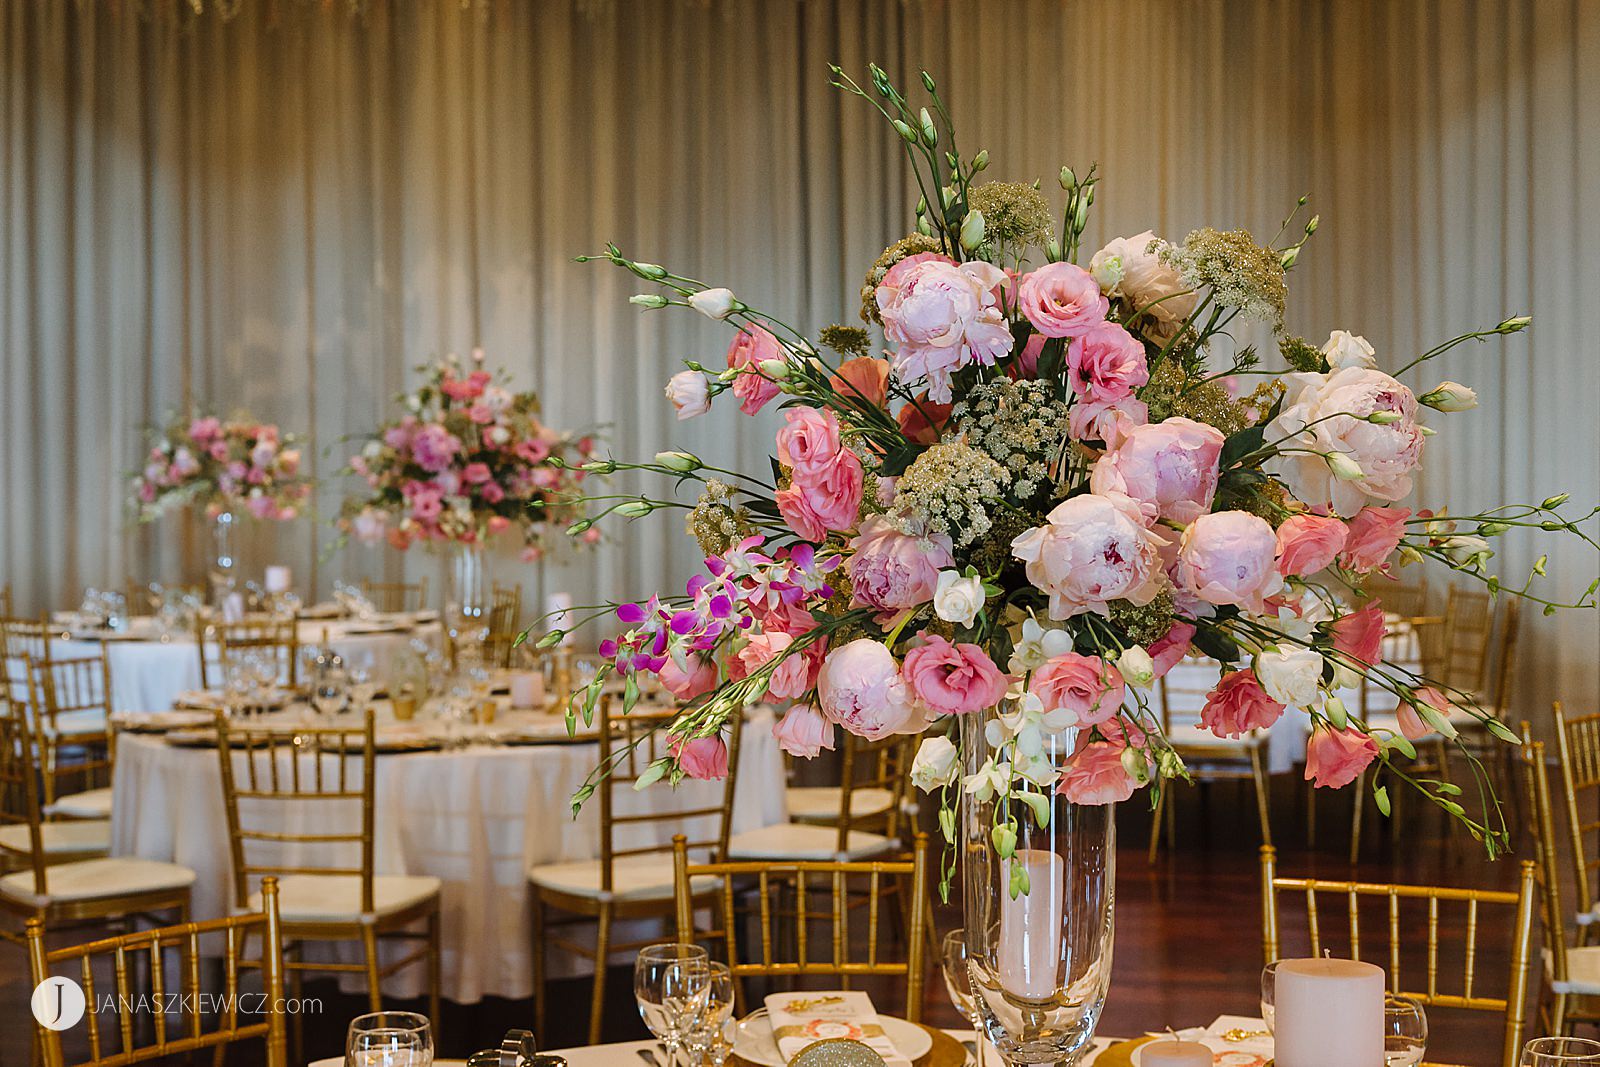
[1174,511,1284,615]
[901,634,1009,716]
[657,656,719,702]
[1275,513,1349,576]
[772,704,835,759]
[1018,262,1109,338]
[830,357,889,408]
[776,407,843,482]
[1268,368,1426,516]
[1331,601,1386,669]
[847,515,954,614]
[671,735,730,781]
[1090,417,1224,524]
[726,322,786,416]
[817,639,922,741]
[1149,621,1197,678]
[1068,320,1149,404]
[410,424,463,473]
[1340,506,1411,572]
[774,448,864,542]
[1304,725,1380,789]
[1201,670,1286,739]
[1057,739,1139,805]
[877,255,1014,403]
[1030,653,1125,726]
[1011,493,1168,619]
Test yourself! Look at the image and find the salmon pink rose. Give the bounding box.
[772,704,835,759]
[896,395,953,444]
[774,448,863,542]
[1091,417,1224,524]
[817,640,921,740]
[776,407,843,482]
[1149,621,1197,678]
[1068,320,1149,404]
[902,634,1009,716]
[657,656,719,702]
[1057,738,1140,805]
[1304,725,1380,788]
[1011,493,1168,620]
[847,515,954,613]
[1276,513,1349,576]
[877,254,1014,403]
[1201,670,1286,739]
[1030,653,1125,726]
[671,734,730,781]
[1175,511,1284,615]
[1340,506,1411,572]
[1018,262,1109,338]
[1268,368,1426,516]
[726,322,785,415]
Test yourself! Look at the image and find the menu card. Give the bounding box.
[764,990,911,1066]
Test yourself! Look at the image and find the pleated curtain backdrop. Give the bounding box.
[2,0,1595,725]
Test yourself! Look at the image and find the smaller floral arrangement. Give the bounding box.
[340,350,597,560]
[133,414,310,522]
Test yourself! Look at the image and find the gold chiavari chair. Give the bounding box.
[24,649,115,813]
[529,697,741,1044]
[1260,844,1537,1067]
[672,831,930,1020]
[1378,574,1431,626]
[362,577,430,614]
[786,731,904,829]
[1550,702,1600,940]
[3,615,55,698]
[214,709,442,1035]
[757,734,912,862]
[485,582,522,668]
[209,616,301,690]
[26,877,288,1067]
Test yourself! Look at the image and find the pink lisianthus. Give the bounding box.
[774,448,864,542]
[666,370,712,419]
[657,656,719,702]
[670,734,730,781]
[410,424,463,473]
[847,515,954,614]
[1304,725,1380,789]
[1275,513,1349,576]
[1268,368,1426,516]
[1340,506,1411,572]
[480,482,506,504]
[1067,393,1148,444]
[1149,621,1197,678]
[1018,262,1109,338]
[440,370,492,401]
[1331,601,1386,669]
[776,407,843,481]
[1030,653,1125,726]
[1174,511,1284,615]
[772,704,835,759]
[726,322,786,415]
[1200,670,1286,739]
[877,255,1014,403]
[733,632,813,701]
[1057,737,1140,805]
[1396,686,1453,741]
[1090,417,1224,524]
[830,357,890,408]
[1068,321,1149,404]
[1010,334,1045,379]
[817,639,922,740]
[1011,493,1168,620]
[901,634,1009,716]
[188,416,222,442]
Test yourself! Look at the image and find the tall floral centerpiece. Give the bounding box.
[133,414,312,599]
[341,350,596,632]
[553,65,1598,1064]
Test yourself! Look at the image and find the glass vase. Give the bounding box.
[445,540,491,650]
[960,708,1115,1066]
[209,510,237,605]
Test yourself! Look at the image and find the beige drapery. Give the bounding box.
[3,0,1595,721]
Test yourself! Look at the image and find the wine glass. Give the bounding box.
[1260,960,1279,1033]
[942,929,985,1067]
[634,943,710,1067]
[311,667,349,719]
[1384,994,1428,1066]
[683,961,735,1067]
[347,649,380,712]
[1523,1037,1600,1066]
[346,1011,432,1067]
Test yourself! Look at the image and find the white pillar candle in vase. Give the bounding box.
[263,565,292,595]
[509,670,545,710]
[545,592,574,647]
[1273,957,1384,1067]
[997,848,1064,999]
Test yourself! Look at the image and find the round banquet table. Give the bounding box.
[109,705,788,1004]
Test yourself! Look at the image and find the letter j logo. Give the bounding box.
[31,976,86,1031]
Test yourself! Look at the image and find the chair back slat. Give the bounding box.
[0,698,51,895]
[23,650,114,801]
[204,617,301,690]
[1553,702,1600,916]
[362,578,429,614]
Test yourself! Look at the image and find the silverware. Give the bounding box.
[636,1049,662,1067]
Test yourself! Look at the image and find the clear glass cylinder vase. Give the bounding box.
[960,708,1115,1066]
[209,510,237,605]
[446,540,490,648]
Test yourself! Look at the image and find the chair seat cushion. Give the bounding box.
[0,857,195,907]
[725,823,897,861]
[0,819,111,856]
[44,787,114,819]
[246,874,441,924]
[785,786,895,823]
[1164,722,1264,751]
[42,709,108,738]
[1550,945,1600,995]
[528,854,719,903]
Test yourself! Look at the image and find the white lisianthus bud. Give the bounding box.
[362,440,382,459]
[1046,237,1062,261]
[1090,252,1124,293]
[1497,315,1531,333]
[973,149,990,171]
[1420,381,1478,412]
[615,500,654,518]
[1322,330,1377,370]
[1326,452,1365,481]
[1366,411,1402,425]
[758,358,790,379]
[632,262,668,280]
[910,736,960,793]
[687,287,739,320]
[1116,645,1156,687]
[1254,646,1324,708]
[1280,246,1300,271]
[1059,165,1076,190]
[629,294,669,309]
[1121,745,1150,785]
[1416,699,1460,739]
[960,210,987,251]
[664,371,711,420]
[1443,535,1493,571]
[654,450,701,473]
[1325,694,1349,729]
[933,571,986,628]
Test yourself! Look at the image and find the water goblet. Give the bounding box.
[683,961,735,1067]
[1523,1037,1600,1066]
[1384,994,1427,1066]
[942,928,986,1067]
[346,1011,432,1067]
[635,943,710,1067]
[1260,960,1279,1034]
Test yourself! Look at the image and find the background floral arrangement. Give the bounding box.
[340,350,597,560]
[133,413,310,522]
[555,64,1597,888]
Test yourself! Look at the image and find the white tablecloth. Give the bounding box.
[111,708,788,1003]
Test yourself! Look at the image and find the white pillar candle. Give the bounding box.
[1139,1040,1211,1067]
[263,565,292,594]
[222,593,246,623]
[1273,957,1384,1067]
[509,670,544,710]
[545,592,574,647]
[997,848,1064,999]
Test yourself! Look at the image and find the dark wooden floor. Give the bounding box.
[0,775,1542,1066]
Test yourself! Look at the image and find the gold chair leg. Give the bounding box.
[361,925,383,1013]
[427,907,443,1046]
[588,904,613,1046]
[532,895,548,1044]
[1553,991,1570,1036]
[287,942,305,1067]
[1250,745,1273,847]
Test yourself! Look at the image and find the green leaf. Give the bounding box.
[878,442,925,478]
[1191,627,1242,665]
[1219,423,1267,469]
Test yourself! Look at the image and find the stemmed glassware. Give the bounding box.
[683,961,735,1067]
[345,1011,433,1067]
[634,943,711,1067]
[942,929,985,1067]
[1383,994,1428,1066]
[1522,1038,1600,1066]
[1260,961,1279,1033]
[346,648,380,713]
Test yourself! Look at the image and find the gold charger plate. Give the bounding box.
[731,1024,963,1067]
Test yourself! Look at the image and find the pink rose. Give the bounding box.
[1396,687,1452,741]
[1268,368,1426,516]
[1018,262,1109,338]
[671,735,730,781]
[776,407,843,482]
[1067,393,1148,444]
[847,515,954,613]
[1275,513,1349,576]
[1057,739,1139,805]
[1011,493,1168,619]
[1030,653,1125,726]
[1304,725,1380,789]
[1340,506,1411,572]
[1090,417,1224,524]
[774,448,864,542]
[901,634,1009,716]
[726,322,785,416]
[1068,320,1149,404]
[734,632,813,701]
[462,462,492,484]
[817,639,922,740]
[1200,670,1286,739]
[1331,601,1386,669]
[1010,334,1045,379]
[1149,621,1197,679]
[830,357,889,408]
[877,255,1014,403]
[772,704,835,759]
[656,656,719,702]
[1175,511,1284,615]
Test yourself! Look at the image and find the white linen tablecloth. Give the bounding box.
[111,708,788,1003]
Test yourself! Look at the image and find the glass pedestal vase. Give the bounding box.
[209,510,237,606]
[960,709,1115,1066]
[445,541,491,653]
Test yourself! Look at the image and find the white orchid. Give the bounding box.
[1008,616,1074,674]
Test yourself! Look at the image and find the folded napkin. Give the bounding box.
[764,991,912,1066]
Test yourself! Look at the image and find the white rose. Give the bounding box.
[1008,616,1074,674]
[1089,251,1124,292]
[933,571,985,628]
[911,735,960,792]
[487,425,512,446]
[1088,231,1196,341]
[1254,646,1324,708]
[664,370,711,420]
[1420,381,1478,412]
[1322,330,1377,370]
[688,287,739,320]
[1116,645,1155,687]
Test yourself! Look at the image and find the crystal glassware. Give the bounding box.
[634,943,710,1067]
[1260,960,1279,1034]
[346,1011,433,1067]
[942,928,986,1067]
[683,961,735,1067]
[1522,1037,1600,1066]
[1383,994,1427,1066]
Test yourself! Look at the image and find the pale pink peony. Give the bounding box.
[1340,506,1411,572]
[1030,653,1125,726]
[1057,739,1140,805]
[671,735,730,781]
[726,323,785,415]
[817,639,922,740]
[1018,262,1109,338]
[830,357,890,408]
[1275,513,1349,576]
[1090,417,1224,524]
[847,514,954,613]
[774,448,864,542]
[1331,600,1386,669]
[877,255,1014,403]
[901,634,1009,716]
[772,704,835,759]
[1011,493,1169,620]
[1088,230,1197,341]
[1201,670,1286,739]
[1149,621,1197,679]
[657,656,719,702]
[1268,368,1427,516]
[1304,725,1380,789]
[1175,511,1284,615]
[776,407,843,482]
[1068,320,1149,404]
